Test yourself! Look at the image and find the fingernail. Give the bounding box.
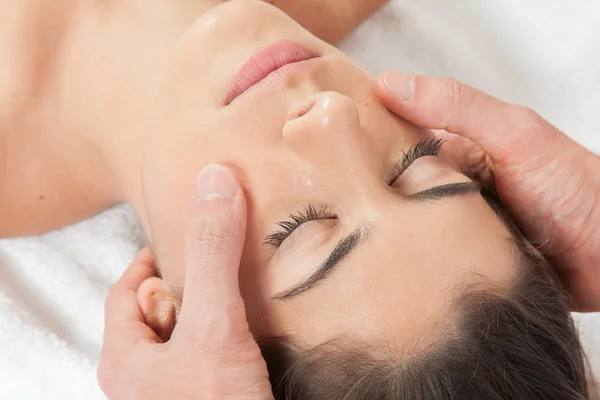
[196,165,237,199]
[383,72,415,101]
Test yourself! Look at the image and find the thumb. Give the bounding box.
[176,164,249,336]
[375,72,570,165]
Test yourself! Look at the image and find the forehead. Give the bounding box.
[267,192,516,348]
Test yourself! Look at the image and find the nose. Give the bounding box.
[283,91,368,164]
[282,92,382,202]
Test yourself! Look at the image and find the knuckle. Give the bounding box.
[442,78,478,105]
[103,291,116,313]
[507,105,558,146]
[98,350,153,398]
[96,361,114,394]
[192,210,232,255]
[511,105,543,130]
[103,287,124,315]
[181,298,248,346]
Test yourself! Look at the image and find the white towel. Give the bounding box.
[1,1,599,398]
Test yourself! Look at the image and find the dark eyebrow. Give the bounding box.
[273,226,368,300]
[407,181,481,201]
[272,182,478,301]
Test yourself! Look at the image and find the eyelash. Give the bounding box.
[265,138,445,249]
[264,204,335,249]
[388,137,444,185]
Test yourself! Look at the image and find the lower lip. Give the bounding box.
[226,41,319,104]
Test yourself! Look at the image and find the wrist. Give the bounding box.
[564,262,600,312]
[558,151,600,311]
[209,382,274,400]
[579,152,600,269]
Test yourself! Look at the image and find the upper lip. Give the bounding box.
[226,40,319,104]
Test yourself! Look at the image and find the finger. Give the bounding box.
[103,247,161,346]
[431,130,494,185]
[177,164,248,333]
[376,72,570,164]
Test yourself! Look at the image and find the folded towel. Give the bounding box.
[1,1,598,398]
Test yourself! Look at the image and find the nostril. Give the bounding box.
[297,99,316,118]
[290,99,316,120]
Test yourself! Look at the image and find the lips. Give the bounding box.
[226,40,319,104]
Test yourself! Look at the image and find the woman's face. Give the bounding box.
[142,0,515,347]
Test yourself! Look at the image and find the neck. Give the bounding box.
[52,1,224,232]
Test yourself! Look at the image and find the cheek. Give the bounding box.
[398,200,515,285]
[141,115,286,278]
[141,145,217,283]
[239,256,283,338]
[360,199,514,306]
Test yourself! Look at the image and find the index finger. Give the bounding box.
[103,248,160,344]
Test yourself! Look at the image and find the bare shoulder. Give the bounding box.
[0,0,118,238]
[0,0,81,120]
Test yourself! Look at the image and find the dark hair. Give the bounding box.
[258,190,594,399]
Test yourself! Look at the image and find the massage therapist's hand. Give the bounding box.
[377,72,600,311]
[97,165,273,400]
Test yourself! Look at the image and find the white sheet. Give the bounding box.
[1,1,599,398]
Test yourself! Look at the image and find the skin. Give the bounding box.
[99,174,275,400]
[0,0,387,236]
[376,72,600,311]
[100,69,600,395]
[132,2,516,345]
[2,0,517,349]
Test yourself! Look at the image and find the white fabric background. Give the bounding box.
[1,1,598,398]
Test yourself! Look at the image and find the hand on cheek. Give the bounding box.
[376,72,600,311]
[98,165,274,400]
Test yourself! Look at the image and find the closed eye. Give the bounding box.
[264,205,336,250]
[388,138,444,186]
[264,138,444,251]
